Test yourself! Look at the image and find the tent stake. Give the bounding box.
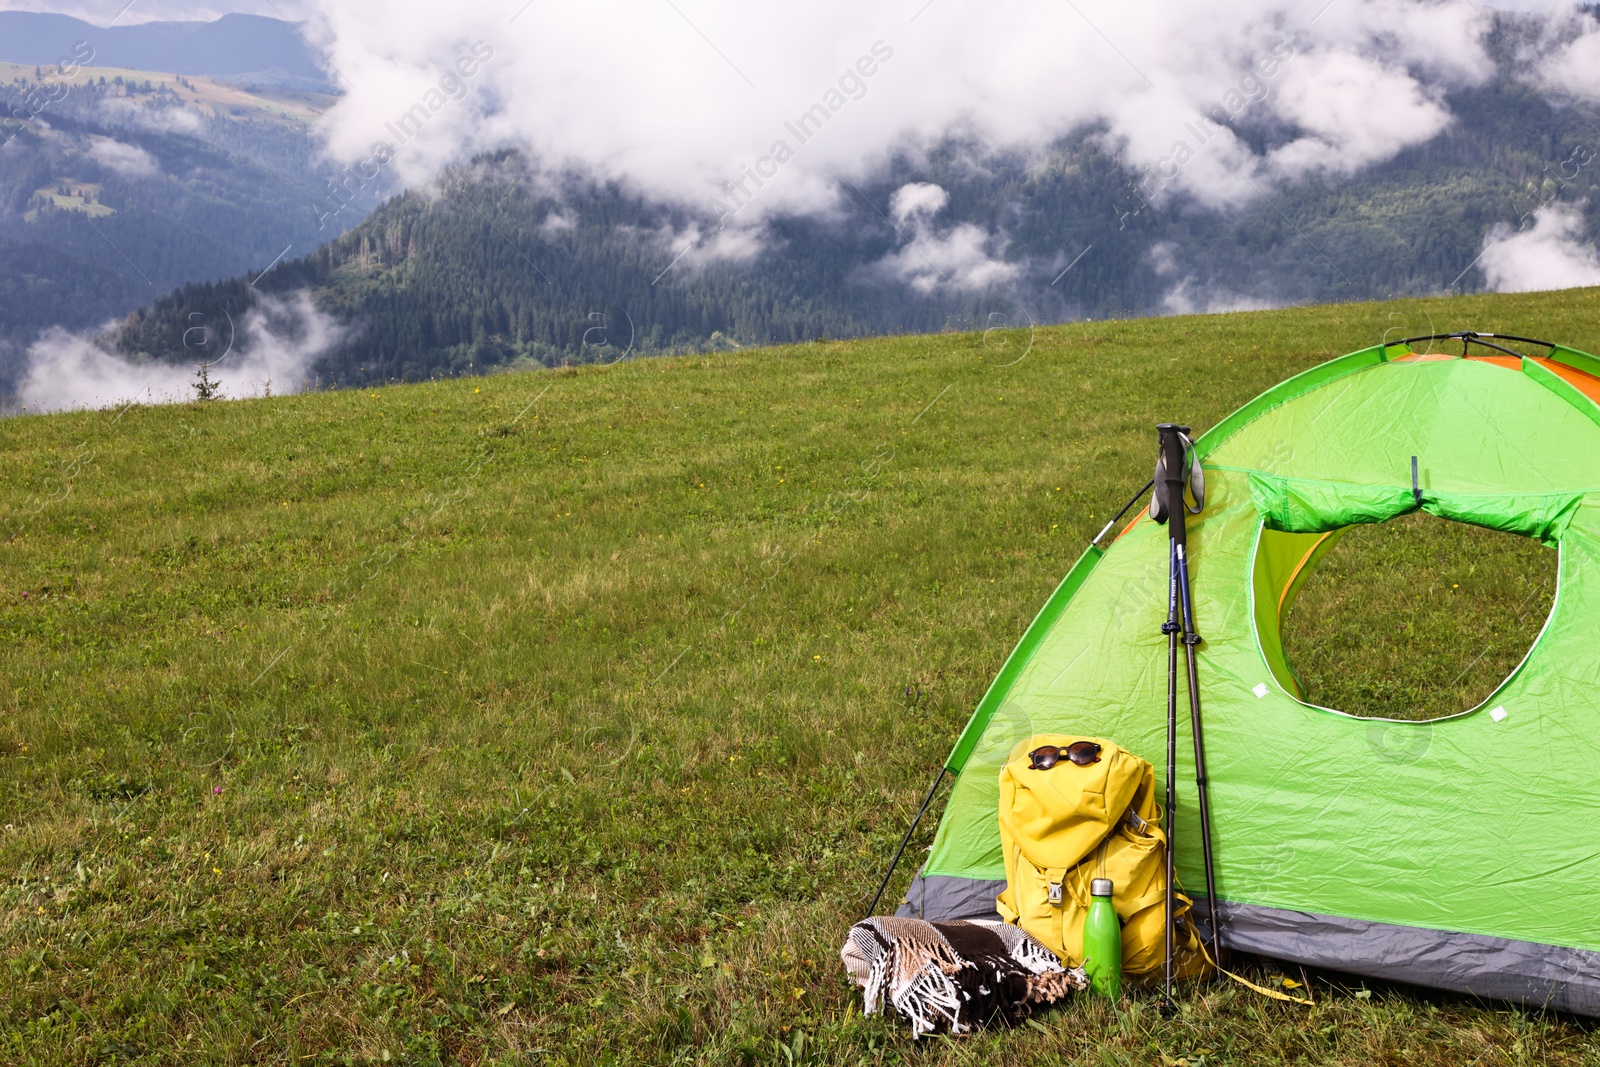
[865,767,948,919]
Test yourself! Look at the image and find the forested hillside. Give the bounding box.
[111,69,1600,388]
[0,68,382,391]
[7,23,1600,395]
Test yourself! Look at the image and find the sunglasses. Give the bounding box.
[1028,741,1102,770]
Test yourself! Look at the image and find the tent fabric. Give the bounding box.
[900,345,1600,1012]
[1190,901,1600,1016]
[1243,470,1583,544]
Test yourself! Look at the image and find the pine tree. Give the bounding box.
[192,363,221,401]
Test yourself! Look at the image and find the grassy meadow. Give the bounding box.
[0,62,337,124]
[1281,512,1557,719]
[3,289,1599,1065]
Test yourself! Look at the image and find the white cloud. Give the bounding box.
[17,292,345,413]
[870,182,1018,293]
[299,0,1502,218]
[696,225,765,263]
[650,220,766,273]
[1149,241,1181,277]
[1268,52,1453,178]
[98,98,206,136]
[1545,34,1600,98]
[17,0,1584,227]
[1161,278,1276,315]
[1150,240,1276,312]
[889,182,948,225]
[87,136,159,178]
[1478,204,1600,293]
[1525,8,1600,101]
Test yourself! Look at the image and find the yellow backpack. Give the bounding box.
[996,734,1208,981]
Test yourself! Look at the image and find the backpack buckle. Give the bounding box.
[1047,880,1063,906]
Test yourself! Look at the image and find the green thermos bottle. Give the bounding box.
[1083,877,1123,1000]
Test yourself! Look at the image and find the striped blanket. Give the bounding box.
[840,916,1086,1037]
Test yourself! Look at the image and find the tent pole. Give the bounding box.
[865,767,948,919]
[1091,478,1156,548]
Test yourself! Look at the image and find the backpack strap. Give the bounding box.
[1045,867,1070,950]
[1183,915,1313,1005]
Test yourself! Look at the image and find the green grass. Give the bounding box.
[0,62,335,124]
[3,289,1599,1065]
[1280,513,1558,719]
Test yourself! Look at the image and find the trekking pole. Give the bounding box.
[1160,502,1181,1013]
[1176,512,1223,966]
[1157,424,1223,969]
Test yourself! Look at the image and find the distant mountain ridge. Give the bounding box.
[5,13,1599,397]
[105,68,1600,389]
[0,64,383,392]
[0,12,334,90]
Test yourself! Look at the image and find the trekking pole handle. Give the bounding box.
[1155,424,1191,538]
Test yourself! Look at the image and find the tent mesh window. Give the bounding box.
[1273,512,1558,720]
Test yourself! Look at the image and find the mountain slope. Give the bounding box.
[0,12,333,89]
[0,68,384,390]
[109,72,1600,387]
[3,290,1600,1063]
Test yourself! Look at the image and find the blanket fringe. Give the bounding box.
[842,917,1086,1037]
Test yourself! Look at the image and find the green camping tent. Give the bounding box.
[898,338,1600,1014]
